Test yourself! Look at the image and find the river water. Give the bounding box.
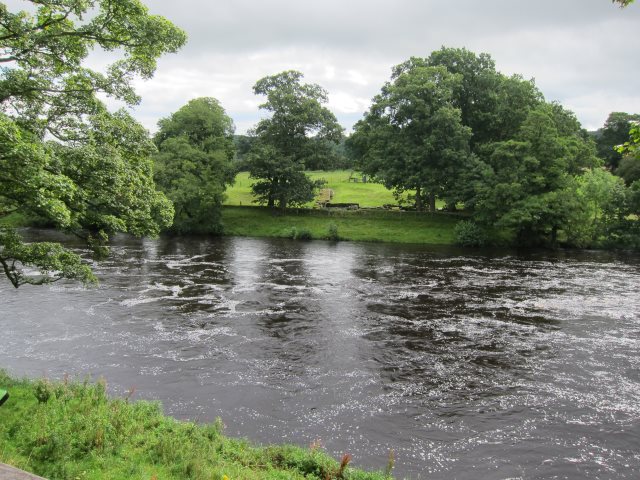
[1,230,639,479]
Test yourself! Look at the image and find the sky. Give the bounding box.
[7,0,640,134]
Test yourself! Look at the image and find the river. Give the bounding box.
[1,230,639,479]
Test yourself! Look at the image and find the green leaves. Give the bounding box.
[153,98,236,235]
[248,71,343,210]
[351,63,472,210]
[1,0,185,287]
[0,227,96,288]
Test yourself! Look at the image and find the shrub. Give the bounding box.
[288,227,313,240]
[295,228,313,240]
[326,223,340,241]
[454,221,487,247]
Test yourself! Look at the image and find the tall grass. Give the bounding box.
[0,371,390,480]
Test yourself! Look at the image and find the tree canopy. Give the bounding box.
[350,48,543,212]
[247,71,343,209]
[153,98,236,235]
[0,0,186,287]
[350,63,472,211]
[348,47,637,248]
[595,112,640,169]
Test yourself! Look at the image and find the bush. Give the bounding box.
[454,221,487,247]
[326,223,340,241]
[288,227,313,240]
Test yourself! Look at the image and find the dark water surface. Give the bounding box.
[1,230,640,479]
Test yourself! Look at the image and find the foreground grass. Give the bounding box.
[0,371,391,480]
[225,171,444,209]
[222,206,460,245]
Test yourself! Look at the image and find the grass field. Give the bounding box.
[222,206,460,245]
[0,371,389,480]
[225,170,426,208]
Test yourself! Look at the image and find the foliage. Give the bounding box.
[247,71,343,209]
[616,156,640,185]
[595,112,640,169]
[616,120,640,156]
[154,98,236,234]
[326,222,340,241]
[0,227,95,288]
[613,0,635,6]
[475,104,601,246]
[453,221,487,247]
[350,48,542,212]
[424,47,541,149]
[233,134,255,167]
[288,226,314,240]
[0,371,387,480]
[350,63,473,211]
[0,0,186,287]
[248,144,327,208]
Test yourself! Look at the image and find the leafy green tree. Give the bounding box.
[616,156,640,185]
[233,134,255,168]
[566,168,629,247]
[613,0,634,6]
[475,104,600,246]
[351,64,472,211]
[424,47,542,149]
[247,71,343,209]
[153,98,235,234]
[595,112,640,169]
[0,0,186,287]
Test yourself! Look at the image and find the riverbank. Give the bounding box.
[221,206,461,245]
[0,371,391,480]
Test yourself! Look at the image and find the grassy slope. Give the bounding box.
[222,206,459,245]
[225,171,435,208]
[223,171,459,245]
[0,371,390,480]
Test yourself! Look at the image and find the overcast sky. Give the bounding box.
[9,0,640,134]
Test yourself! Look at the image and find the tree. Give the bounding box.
[350,64,472,211]
[153,98,236,234]
[613,0,635,6]
[475,104,600,246]
[595,112,640,169]
[423,47,542,149]
[247,71,343,209]
[0,0,186,287]
[557,168,629,247]
[616,156,640,185]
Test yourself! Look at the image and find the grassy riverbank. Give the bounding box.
[0,371,391,480]
[222,206,461,245]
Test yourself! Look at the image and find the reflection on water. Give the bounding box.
[1,230,640,479]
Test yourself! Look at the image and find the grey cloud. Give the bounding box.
[4,0,639,132]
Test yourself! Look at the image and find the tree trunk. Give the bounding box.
[551,226,558,247]
[415,187,423,211]
[428,193,436,212]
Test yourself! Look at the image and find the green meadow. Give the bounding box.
[223,171,458,245]
[222,206,459,245]
[225,170,418,208]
